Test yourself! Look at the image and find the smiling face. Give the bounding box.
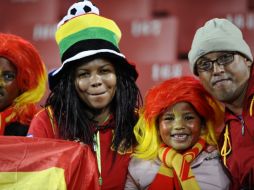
[158,102,203,152]
[197,52,252,104]
[0,57,20,111]
[74,58,117,111]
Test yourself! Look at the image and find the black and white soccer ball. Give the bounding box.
[58,0,99,28]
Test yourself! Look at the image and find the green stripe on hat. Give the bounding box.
[55,14,121,44]
[58,27,120,58]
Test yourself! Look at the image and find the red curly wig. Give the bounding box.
[133,76,224,159]
[144,76,222,125]
[0,33,47,124]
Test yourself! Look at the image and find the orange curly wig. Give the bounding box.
[134,76,224,159]
[0,33,47,124]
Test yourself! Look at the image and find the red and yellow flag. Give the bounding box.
[0,136,99,190]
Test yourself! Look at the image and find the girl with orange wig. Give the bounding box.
[0,33,47,136]
[125,76,230,190]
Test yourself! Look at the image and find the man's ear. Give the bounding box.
[245,58,253,67]
[247,61,253,67]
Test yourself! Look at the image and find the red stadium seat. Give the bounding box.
[226,12,254,55]
[152,0,248,56]
[93,0,152,20]
[0,0,59,25]
[118,16,179,63]
[136,60,192,96]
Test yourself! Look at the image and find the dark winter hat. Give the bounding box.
[188,18,253,75]
[49,0,138,90]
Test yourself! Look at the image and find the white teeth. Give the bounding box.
[172,134,187,140]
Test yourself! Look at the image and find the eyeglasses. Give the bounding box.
[196,52,236,73]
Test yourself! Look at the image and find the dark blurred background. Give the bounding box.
[1,0,253,101]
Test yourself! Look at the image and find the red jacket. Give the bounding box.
[220,66,254,189]
[28,108,131,190]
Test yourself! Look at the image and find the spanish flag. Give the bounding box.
[0,136,99,190]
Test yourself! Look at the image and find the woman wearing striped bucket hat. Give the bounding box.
[28,0,142,189]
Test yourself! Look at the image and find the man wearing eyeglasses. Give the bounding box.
[188,18,254,190]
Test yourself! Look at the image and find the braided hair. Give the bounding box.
[46,57,142,151]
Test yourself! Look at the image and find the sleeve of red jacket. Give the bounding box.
[27,108,56,138]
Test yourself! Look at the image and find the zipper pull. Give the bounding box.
[238,116,245,136]
[93,134,97,151]
[99,176,103,186]
[241,123,245,136]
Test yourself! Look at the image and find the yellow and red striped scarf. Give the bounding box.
[149,138,206,190]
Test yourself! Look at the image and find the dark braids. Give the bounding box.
[46,66,94,146]
[112,64,142,150]
[46,57,142,151]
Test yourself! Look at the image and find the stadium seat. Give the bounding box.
[93,0,152,20]
[136,60,192,96]
[226,12,254,56]
[152,0,248,56]
[0,0,59,25]
[118,16,179,63]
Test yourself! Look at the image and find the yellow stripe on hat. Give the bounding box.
[58,27,119,57]
[55,14,121,44]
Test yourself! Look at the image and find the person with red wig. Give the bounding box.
[0,33,47,136]
[125,76,230,190]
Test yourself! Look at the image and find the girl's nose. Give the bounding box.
[173,116,185,130]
